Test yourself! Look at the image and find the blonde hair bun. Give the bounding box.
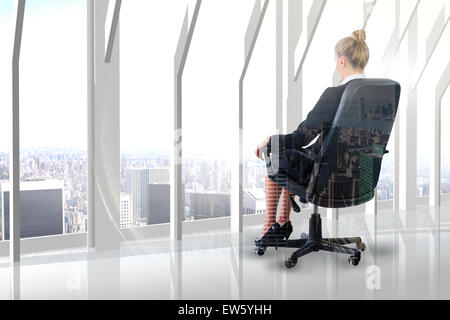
[351,29,366,42]
[335,30,370,70]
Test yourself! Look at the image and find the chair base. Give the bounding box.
[254,206,366,268]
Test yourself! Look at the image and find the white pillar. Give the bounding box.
[430,90,442,208]
[172,12,187,242]
[399,9,418,212]
[169,241,182,299]
[232,80,244,233]
[274,1,301,299]
[431,61,450,207]
[275,0,301,217]
[9,263,20,300]
[393,113,400,211]
[171,1,202,240]
[87,0,95,249]
[276,0,284,135]
[87,0,121,251]
[392,0,401,212]
[10,0,26,264]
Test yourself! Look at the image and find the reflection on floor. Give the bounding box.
[0,202,449,299]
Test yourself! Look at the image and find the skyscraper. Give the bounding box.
[1,180,63,240]
[126,168,150,225]
[188,192,230,220]
[147,184,170,225]
[120,193,133,229]
[149,167,169,184]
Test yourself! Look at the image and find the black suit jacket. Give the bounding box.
[269,81,351,155]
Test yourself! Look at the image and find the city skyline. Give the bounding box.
[1,146,450,238]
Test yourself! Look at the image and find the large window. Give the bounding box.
[120,0,265,225]
[183,0,254,221]
[303,0,364,118]
[1,0,450,248]
[120,0,189,228]
[412,0,450,198]
[1,0,88,240]
[242,0,276,216]
[414,1,445,197]
[0,1,14,241]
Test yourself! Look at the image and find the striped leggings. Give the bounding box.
[260,175,292,238]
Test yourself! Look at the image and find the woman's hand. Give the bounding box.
[255,136,271,160]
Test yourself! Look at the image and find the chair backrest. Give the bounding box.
[309,78,401,208]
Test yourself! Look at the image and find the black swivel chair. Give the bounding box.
[254,78,401,268]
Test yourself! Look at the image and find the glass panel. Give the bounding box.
[120,0,186,227]
[417,88,432,197]
[0,1,15,241]
[183,0,253,220]
[243,0,275,216]
[399,0,419,35]
[415,0,444,197]
[6,0,87,240]
[303,0,364,119]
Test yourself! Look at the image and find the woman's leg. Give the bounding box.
[261,175,282,238]
[277,188,292,226]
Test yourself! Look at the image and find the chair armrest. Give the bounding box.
[260,146,319,162]
[260,146,282,177]
[260,146,271,166]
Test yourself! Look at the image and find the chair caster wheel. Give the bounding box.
[285,258,298,269]
[357,242,366,252]
[254,247,266,256]
[348,255,360,266]
[300,233,309,240]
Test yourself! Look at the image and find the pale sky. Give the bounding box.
[1,0,449,162]
[0,0,86,151]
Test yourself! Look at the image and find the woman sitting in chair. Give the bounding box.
[255,29,370,242]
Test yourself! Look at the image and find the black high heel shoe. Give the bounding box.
[254,223,280,253]
[254,222,294,256]
[256,223,280,242]
[279,221,293,240]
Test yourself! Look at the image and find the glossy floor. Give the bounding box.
[0,203,449,299]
